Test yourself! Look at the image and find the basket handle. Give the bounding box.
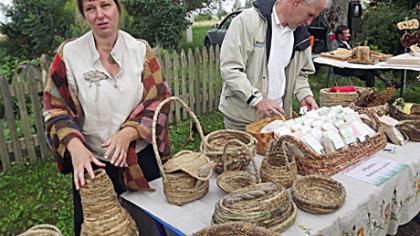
[221,139,261,183]
[267,138,295,167]
[152,96,205,182]
[18,224,62,236]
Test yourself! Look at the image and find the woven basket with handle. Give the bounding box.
[319,87,366,107]
[191,222,275,236]
[201,129,256,174]
[245,116,285,155]
[216,139,261,194]
[79,169,138,236]
[18,224,62,236]
[292,175,346,214]
[152,96,213,206]
[259,138,297,189]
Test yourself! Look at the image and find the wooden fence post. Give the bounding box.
[172,51,181,123]
[180,50,188,120]
[202,48,208,114]
[194,48,201,115]
[209,46,215,112]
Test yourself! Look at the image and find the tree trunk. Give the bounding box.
[325,0,349,31]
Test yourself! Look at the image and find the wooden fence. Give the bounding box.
[0,46,222,172]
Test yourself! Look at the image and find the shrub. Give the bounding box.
[195,13,213,21]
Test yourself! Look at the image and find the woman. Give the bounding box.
[43,0,171,234]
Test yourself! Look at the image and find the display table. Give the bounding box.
[121,142,420,236]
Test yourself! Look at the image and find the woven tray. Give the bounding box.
[245,116,285,155]
[152,96,212,206]
[277,111,386,176]
[79,169,138,236]
[201,129,256,173]
[260,139,297,189]
[192,222,276,236]
[292,175,346,214]
[389,98,420,121]
[398,120,420,142]
[319,87,366,107]
[212,182,296,233]
[18,224,62,236]
[216,139,260,193]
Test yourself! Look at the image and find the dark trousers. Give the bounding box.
[72,144,160,236]
[333,68,382,87]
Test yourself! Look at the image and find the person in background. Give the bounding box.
[331,24,399,88]
[43,0,171,235]
[219,0,330,130]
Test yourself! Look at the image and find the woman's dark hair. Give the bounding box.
[76,0,121,17]
[335,25,349,39]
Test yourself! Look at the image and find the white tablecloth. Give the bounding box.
[122,142,420,236]
[314,53,420,71]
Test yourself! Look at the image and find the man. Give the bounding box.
[331,24,398,87]
[219,0,329,130]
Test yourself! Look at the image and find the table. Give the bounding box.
[122,142,420,236]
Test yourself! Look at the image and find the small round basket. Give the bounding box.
[398,120,420,142]
[319,87,366,107]
[292,175,346,214]
[216,139,261,193]
[245,116,285,155]
[18,224,62,236]
[191,222,275,236]
[152,96,213,206]
[201,129,256,173]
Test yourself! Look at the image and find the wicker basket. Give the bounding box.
[350,103,389,117]
[18,224,62,236]
[191,222,276,236]
[278,111,387,176]
[245,116,285,155]
[389,98,420,121]
[260,139,297,189]
[212,182,296,233]
[319,87,366,107]
[216,139,261,193]
[292,175,346,214]
[398,120,420,142]
[152,96,213,206]
[79,169,138,236]
[201,129,256,173]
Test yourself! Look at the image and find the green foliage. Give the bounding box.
[122,0,190,49]
[0,0,74,59]
[356,3,416,54]
[195,13,214,21]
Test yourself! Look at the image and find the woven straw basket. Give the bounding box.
[152,96,213,206]
[389,98,420,121]
[201,129,256,173]
[398,120,420,142]
[18,224,62,236]
[292,175,346,214]
[191,222,276,236]
[212,182,297,233]
[278,111,386,176]
[319,87,366,107]
[216,139,261,193]
[245,116,285,155]
[79,169,138,236]
[260,139,297,189]
[350,103,389,117]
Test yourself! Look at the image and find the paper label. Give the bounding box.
[403,103,414,115]
[339,124,357,144]
[348,121,366,142]
[326,130,346,149]
[302,134,324,154]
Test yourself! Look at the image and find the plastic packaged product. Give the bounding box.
[321,135,336,154]
[325,130,347,150]
[261,120,285,133]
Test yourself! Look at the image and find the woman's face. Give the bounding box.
[83,0,119,38]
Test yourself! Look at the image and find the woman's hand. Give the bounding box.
[67,138,106,190]
[102,127,139,167]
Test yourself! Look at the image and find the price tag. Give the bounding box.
[403,103,414,115]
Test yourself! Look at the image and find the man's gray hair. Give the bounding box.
[301,0,332,8]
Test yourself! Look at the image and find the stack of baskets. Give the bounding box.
[79,169,138,236]
[152,96,213,206]
[192,222,275,236]
[212,182,296,233]
[201,129,256,173]
[18,225,62,236]
[319,86,366,107]
[277,111,387,176]
[259,139,297,188]
[292,175,346,214]
[216,139,260,193]
[245,116,285,155]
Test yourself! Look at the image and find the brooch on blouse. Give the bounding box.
[83,70,108,87]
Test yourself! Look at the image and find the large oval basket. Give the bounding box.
[191,222,275,236]
[18,225,62,236]
[292,175,346,214]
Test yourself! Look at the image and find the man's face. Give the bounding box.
[287,0,326,29]
[340,29,351,41]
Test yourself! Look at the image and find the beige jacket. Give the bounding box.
[218,0,315,130]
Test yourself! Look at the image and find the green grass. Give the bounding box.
[181,25,212,50]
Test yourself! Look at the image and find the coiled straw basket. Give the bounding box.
[152,96,213,206]
[201,129,256,173]
[18,224,62,236]
[79,169,138,236]
[216,139,260,193]
[245,116,285,155]
[260,139,297,189]
[212,182,297,233]
[191,222,275,236]
[292,175,346,214]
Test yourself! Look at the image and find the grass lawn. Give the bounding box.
[181,24,212,50]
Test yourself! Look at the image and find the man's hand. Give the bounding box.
[102,127,138,167]
[67,138,106,190]
[300,96,318,111]
[255,98,284,117]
